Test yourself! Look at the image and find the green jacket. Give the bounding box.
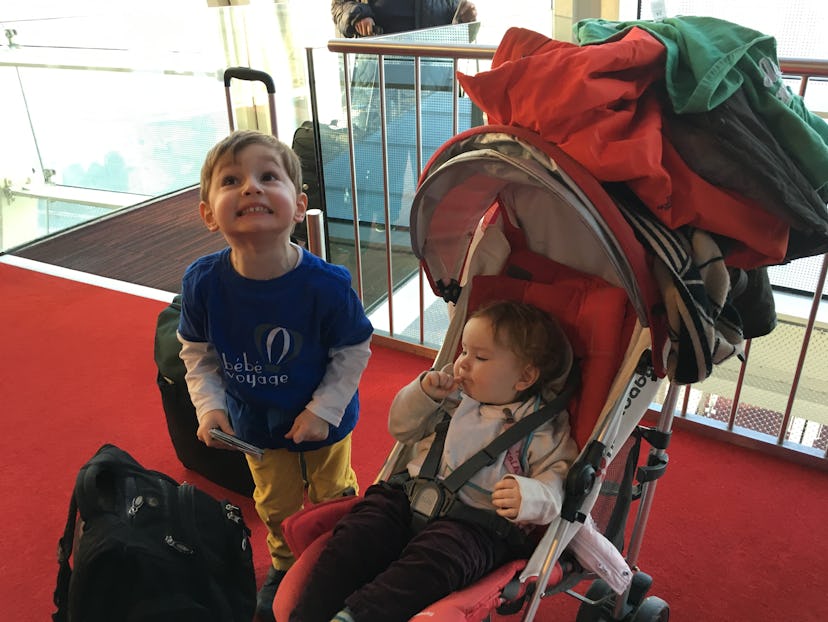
[575,16,828,198]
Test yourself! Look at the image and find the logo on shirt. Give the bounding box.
[221,325,302,390]
[255,325,303,369]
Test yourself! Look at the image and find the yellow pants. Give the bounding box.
[245,433,358,571]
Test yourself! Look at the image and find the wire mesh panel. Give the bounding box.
[669,318,828,451]
[590,435,639,544]
[768,255,828,297]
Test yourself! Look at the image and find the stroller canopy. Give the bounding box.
[410,125,667,375]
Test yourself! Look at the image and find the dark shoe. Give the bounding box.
[332,608,356,622]
[256,566,287,622]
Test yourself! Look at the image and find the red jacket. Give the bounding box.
[457,27,788,268]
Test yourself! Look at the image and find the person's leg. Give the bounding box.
[247,449,306,570]
[290,484,412,622]
[247,449,305,620]
[302,433,359,502]
[344,518,506,622]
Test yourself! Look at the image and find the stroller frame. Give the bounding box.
[275,124,676,622]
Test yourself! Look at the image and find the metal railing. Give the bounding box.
[318,31,828,465]
[697,58,828,463]
[329,34,491,342]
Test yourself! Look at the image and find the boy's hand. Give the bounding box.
[197,409,234,447]
[285,409,330,444]
[420,370,459,401]
[492,478,522,519]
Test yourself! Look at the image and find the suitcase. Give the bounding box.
[291,120,351,244]
[154,296,255,497]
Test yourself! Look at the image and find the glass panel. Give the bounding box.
[800,78,828,117]
[327,54,476,229]
[394,280,450,349]
[0,64,40,194]
[18,67,227,197]
[308,27,487,321]
[734,323,803,438]
[671,314,828,450]
[3,11,219,51]
[683,356,743,426]
[655,0,826,59]
[0,4,313,252]
[39,199,109,236]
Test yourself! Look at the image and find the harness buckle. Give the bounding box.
[405,478,455,532]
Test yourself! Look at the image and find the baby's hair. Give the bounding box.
[470,300,571,398]
[199,130,303,202]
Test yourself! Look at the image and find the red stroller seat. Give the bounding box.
[275,254,641,620]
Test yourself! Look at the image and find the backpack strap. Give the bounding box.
[52,492,79,622]
[417,414,451,480]
[52,444,151,621]
[177,484,236,620]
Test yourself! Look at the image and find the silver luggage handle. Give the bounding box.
[223,66,278,137]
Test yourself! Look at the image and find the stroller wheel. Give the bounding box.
[575,579,615,622]
[629,596,670,622]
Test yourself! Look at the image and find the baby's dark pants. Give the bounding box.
[289,482,514,622]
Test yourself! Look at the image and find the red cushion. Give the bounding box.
[417,559,559,621]
[276,498,359,620]
[467,268,632,448]
[273,531,334,621]
[282,495,360,557]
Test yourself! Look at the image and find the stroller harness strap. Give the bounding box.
[404,371,578,542]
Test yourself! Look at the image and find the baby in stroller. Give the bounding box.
[276,123,670,622]
[289,300,624,622]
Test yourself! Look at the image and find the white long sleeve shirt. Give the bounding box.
[388,371,579,525]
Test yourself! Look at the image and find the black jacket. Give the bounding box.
[332,0,460,37]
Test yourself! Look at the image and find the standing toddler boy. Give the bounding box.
[177,130,373,620]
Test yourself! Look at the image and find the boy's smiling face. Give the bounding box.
[199,143,307,242]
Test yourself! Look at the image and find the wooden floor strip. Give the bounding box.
[6,186,222,294]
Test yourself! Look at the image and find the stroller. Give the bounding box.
[274,123,678,622]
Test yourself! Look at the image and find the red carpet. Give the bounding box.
[1,262,827,621]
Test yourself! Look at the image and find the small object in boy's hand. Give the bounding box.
[209,428,265,459]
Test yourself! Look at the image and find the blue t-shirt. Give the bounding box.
[178,248,373,451]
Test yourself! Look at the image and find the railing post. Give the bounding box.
[778,253,828,445]
[306,208,327,261]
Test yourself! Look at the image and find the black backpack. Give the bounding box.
[52,444,256,622]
